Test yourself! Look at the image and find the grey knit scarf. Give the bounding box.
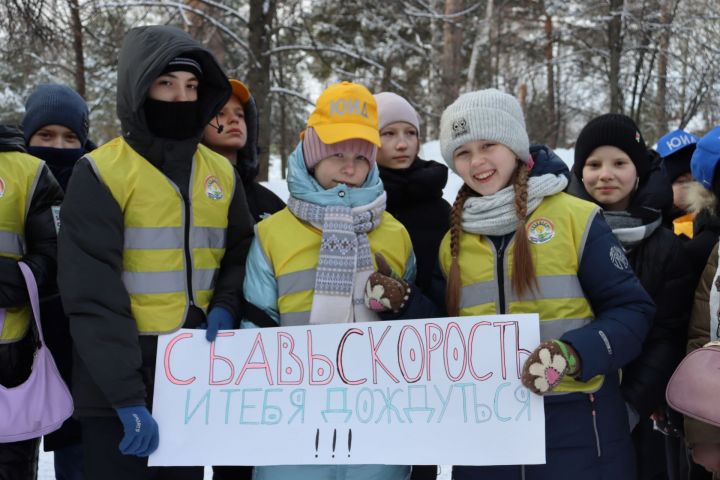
[287,192,386,323]
[461,174,568,236]
[603,211,662,251]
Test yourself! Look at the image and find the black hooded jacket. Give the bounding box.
[379,158,450,293]
[57,26,254,416]
[0,125,63,389]
[232,94,285,222]
[568,151,693,418]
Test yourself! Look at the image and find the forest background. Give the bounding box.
[1,0,718,180]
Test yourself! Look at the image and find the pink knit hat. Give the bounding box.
[374,92,421,131]
[302,127,378,170]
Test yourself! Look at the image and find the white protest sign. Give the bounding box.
[150,314,545,467]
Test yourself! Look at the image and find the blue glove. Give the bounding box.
[206,306,234,342]
[115,406,159,457]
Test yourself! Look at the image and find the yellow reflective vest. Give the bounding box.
[439,192,604,394]
[256,208,413,326]
[87,137,234,334]
[0,152,44,343]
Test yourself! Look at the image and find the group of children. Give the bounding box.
[2,23,720,480]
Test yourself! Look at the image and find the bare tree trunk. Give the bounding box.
[608,0,624,113]
[543,8,557,148]
[248,0,276,182]
[186,1,226,67]
[278,47,288,180]
[67,0,85,97]
[426,0,444,139]
[441,0,464,110]
[656,0,670,133]
[518,83,528,116]
[465,0,493,92]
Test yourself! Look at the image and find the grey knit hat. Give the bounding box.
[439,89,529,174]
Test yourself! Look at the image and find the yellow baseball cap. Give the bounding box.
[303,81,380,147]
[229,79,250,104]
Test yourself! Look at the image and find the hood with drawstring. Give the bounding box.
[117,25,230,168]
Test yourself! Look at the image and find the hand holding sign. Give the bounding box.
[364,252,410,313]
[521,340,581,395]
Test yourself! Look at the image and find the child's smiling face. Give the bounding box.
[453,140,518,196]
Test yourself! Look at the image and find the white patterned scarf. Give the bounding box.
[461,174,568,235]
[287,192,387,324]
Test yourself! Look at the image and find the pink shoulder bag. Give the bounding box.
[666,245,720,427]
[0,262,74,442]
[666,344,720,427]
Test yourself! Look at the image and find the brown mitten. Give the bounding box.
[364,252,410,313]
[521,340,581,395]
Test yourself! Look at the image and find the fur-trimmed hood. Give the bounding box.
[686,181,717,215]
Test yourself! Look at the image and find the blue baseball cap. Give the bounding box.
[656,129,698,158]
[691,126,720,189]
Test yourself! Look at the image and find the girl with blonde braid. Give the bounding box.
[436,89,655,479]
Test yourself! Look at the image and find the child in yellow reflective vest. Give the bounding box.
[436,89,655,479]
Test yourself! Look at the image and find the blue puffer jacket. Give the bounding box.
[434,146,656,479]
[244,142,414,480]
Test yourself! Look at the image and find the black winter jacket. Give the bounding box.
[57,26,254,416]
[569,151,692,418]
[0,125,63,388]
[379,158,450,293]
[231,91,285,224]
[686,209,720,288]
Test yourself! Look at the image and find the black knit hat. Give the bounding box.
[22,84,89,147]
[160,56,203,79]
[574,113,650,181]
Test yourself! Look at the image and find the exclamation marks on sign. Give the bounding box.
[315,428,319,458]
[347,429,352,457]
[313,429,353,458]
[331,428,337,458]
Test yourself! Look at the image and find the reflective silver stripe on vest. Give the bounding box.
[539,317,592,341]
[190,227,226,249]
[278,268,317,297]
[0,231,24,257]
[280,311,311,326]
[507,275,585,302]
[193,268,218,292]
[124,227,183,250]
[122,271,185,295]
[460,281,495,309]
[461,274,585,309]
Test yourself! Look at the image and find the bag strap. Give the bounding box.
[711,242,720,343]
[17,261,45,345]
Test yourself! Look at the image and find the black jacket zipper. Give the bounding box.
[182,193,194,306]
[495,236,508,314]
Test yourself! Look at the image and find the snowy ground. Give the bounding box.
[39,141,573,479]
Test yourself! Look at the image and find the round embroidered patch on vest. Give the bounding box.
[527,218,555,244]
[205,175,223,200]
[0,177,5,198]
[609,245,629,270]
